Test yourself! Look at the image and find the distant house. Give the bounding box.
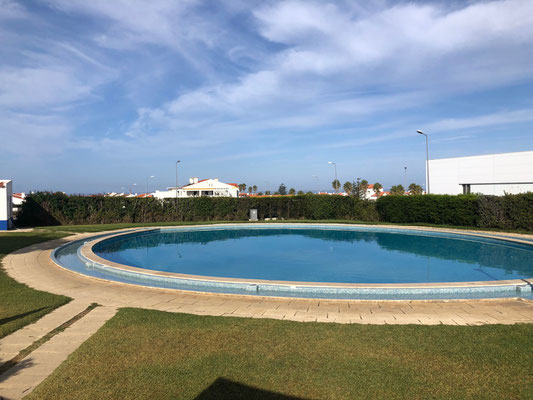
[12,192,25,214]
[365,184,385,201]
[153,178,239,199]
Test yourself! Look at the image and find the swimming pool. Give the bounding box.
[53,224,533,300]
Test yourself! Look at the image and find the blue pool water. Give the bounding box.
[92,226,533,284]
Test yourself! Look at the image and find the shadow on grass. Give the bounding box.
[195,378,308,400]
[0,307,49,326]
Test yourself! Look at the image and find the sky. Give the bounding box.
[1,0,533,194]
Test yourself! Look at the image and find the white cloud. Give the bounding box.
[427,108,533,132]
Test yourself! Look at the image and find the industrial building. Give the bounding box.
[0,180,13,230]
[428,150,533,195]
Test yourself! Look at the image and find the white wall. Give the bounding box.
[429,151,533,195]
[0,180,13,229]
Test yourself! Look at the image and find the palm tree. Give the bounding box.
[408,183,423,195]
[248,187,253,194]
[390,184,405,195]
[238,183,246,192]
[343,181,353,195]
[373,182,383,198]
[252,185,257,193]
[331,179,340,193]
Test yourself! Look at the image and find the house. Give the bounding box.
[365,184,385,201]
[12,192,25,214]
[153,178,239,199]
[0,180,13,230]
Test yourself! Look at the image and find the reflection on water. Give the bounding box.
[95,228,533,277]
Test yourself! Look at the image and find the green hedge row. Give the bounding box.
[16,192,533,231]
[375,193,533,231]
[16,192,379,226]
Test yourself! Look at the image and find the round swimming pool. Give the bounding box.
[53,224,533,300]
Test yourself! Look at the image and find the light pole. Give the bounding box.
[417,130,430,194]
[175,160,181,200]
[404,166,407,190]
[328,161,338,193]
[146,175,155,195]
[130,183,137,195]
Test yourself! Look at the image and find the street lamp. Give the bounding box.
[130,183,137,195]
[175,160,181,200]
[146,175,155,195]
[417,130,430,194]
[328,161,338,193]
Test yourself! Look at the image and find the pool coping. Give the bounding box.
[73,223,533,296]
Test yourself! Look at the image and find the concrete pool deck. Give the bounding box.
[3,229,533,326]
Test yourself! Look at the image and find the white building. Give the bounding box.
[12,192,25,215]
[365,184,385,200]
[153,178,239,199]
[428,150,533,195]
[0,180,13,230]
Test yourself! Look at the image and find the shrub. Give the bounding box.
[16,193,379,226]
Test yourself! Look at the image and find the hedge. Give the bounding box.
[16,192,379,226]
[16,192,533,231]
[376,193,533,231]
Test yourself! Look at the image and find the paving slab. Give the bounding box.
[0,305,117,399]
[0,301,90,369]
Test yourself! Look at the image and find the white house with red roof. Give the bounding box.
[365,184,385,201]
[153,177,239,199]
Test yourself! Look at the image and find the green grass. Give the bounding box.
[28,308,533,400]
[0,231,71,339]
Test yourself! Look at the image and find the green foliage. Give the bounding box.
[376,193,533,230]
[297,190,304,195]
[373,182,383,198]
[331,179,340,192]
[477,193,533,230]
[289,188,296,195]
[343,181,353,195]
[18,192,533,231]
[390,185,405,195]
[352,178,368,199]
[278,183,287,195]
[408,183,424,195]
[17,192,380,226]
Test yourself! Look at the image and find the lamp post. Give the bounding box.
[417,130,430,194]
[146,175,155,195]
[175,160,181,200]
[131,183,137,195]
[328,161,338,193]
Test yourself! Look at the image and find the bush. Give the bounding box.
[17,192,533,231]
[376,195,479,226]
[16,193,379,226]
[376,193,533,231]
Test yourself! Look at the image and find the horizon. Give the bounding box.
[2,0,533,194]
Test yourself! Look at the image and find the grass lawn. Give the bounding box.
[28,308,533,400]
[0,231,71,339]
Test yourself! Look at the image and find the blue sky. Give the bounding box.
[1,0,533,194]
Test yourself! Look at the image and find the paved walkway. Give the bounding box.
[2,232,533,326]
[0,303,116,399]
